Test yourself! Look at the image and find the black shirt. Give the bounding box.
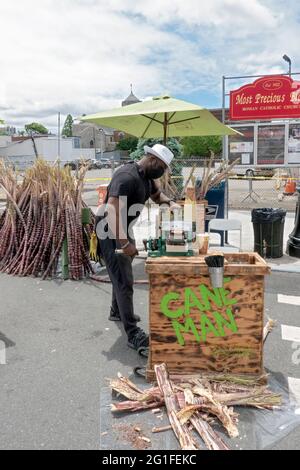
[96,162,157,241]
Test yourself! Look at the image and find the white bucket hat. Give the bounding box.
[144,144,174,168]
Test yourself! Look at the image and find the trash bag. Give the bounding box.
[252,208,286,224]
[252,208,287,258]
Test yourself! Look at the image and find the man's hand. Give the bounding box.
[169,200,182,212]
[122,242,139,257]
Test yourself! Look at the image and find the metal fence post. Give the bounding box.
[0,340,6,365]
[241,176,260,203]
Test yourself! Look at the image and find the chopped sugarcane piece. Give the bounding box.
[263,318,277,343]
[155,363,197,450]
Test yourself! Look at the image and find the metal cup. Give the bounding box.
[208,267,224,288]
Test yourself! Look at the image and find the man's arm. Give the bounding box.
[107,196,138,257]
[150,182,180,209]
[151,190,173,205]
[150,180,172,205]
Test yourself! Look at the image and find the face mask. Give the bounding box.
[145,166,165,180]
[146,167,165,179]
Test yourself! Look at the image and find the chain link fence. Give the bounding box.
[228,176,299,211]
[1,157,299,212]
[168,159,300,212]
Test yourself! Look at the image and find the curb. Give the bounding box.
[270,264,300,274]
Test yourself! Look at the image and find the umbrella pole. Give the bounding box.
[163,113,168,145]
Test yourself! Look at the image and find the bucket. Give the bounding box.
[208,267,224,288]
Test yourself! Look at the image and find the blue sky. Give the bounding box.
[0,0,299,130]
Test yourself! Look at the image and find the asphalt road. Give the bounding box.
[0,266,300,450]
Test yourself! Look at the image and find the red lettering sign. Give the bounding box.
[230,75,300,120]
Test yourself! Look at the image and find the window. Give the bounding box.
[73,137,80,149]
[228,126,254,165]
[257,125,284,165]
[288,123,300,164]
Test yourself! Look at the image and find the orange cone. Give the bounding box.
[284,179,296,195]
[96,184,109,206]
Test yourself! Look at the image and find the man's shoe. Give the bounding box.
[127,329,149,351]
[108,311,141,322]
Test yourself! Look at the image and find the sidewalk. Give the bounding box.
[227,210,300,273]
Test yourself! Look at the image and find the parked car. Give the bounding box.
[64,159,100,170]
[64,160,77,170]
[95,155,121,169]
[89,159,102,169]
[99,158,112,169]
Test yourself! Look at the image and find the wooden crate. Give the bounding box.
[145,253,270,382]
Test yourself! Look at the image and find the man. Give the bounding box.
[96,144,177,353]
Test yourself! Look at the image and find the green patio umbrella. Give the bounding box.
[80,95,239,143]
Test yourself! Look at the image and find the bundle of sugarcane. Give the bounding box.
[197,154,240,200]
[109,364,282,451]
[0,159,94,280]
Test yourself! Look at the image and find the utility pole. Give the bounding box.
[93,126,96,159]
[58,112,61,160]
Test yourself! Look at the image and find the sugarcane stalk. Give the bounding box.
[154,363,197,450]
[181,164,196,199]
[192,384,239,438]
[111,400,164,413]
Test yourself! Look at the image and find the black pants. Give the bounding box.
[99,238,138,339]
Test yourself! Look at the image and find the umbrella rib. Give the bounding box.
[167,112,176,123]
[141,114,164,125]
[141,113,162,138]
[167,116,201,126]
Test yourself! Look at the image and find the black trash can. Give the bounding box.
[252,208,287,258]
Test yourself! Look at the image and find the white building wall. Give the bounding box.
[0,136,12,147]
[0,139,33,158]
[0,137,95,164]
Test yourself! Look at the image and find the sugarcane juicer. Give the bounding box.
[144,206,195,257]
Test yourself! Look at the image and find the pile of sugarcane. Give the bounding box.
[0,159,94,280]
[109,363,282,451]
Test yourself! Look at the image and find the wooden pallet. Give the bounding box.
[145,253,270,382]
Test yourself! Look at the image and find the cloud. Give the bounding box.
[0,0,299,131]
[113,0,279,30]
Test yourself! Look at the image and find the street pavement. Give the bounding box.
[0,264,300,450]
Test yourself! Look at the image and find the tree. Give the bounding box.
[181,136,222,158]
[116,136,138,153]
[62,114,74,138]
[25,122,49,135]
[130,137,183,160]
[0,119,5,136]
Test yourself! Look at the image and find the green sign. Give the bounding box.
[160,278,238,346]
